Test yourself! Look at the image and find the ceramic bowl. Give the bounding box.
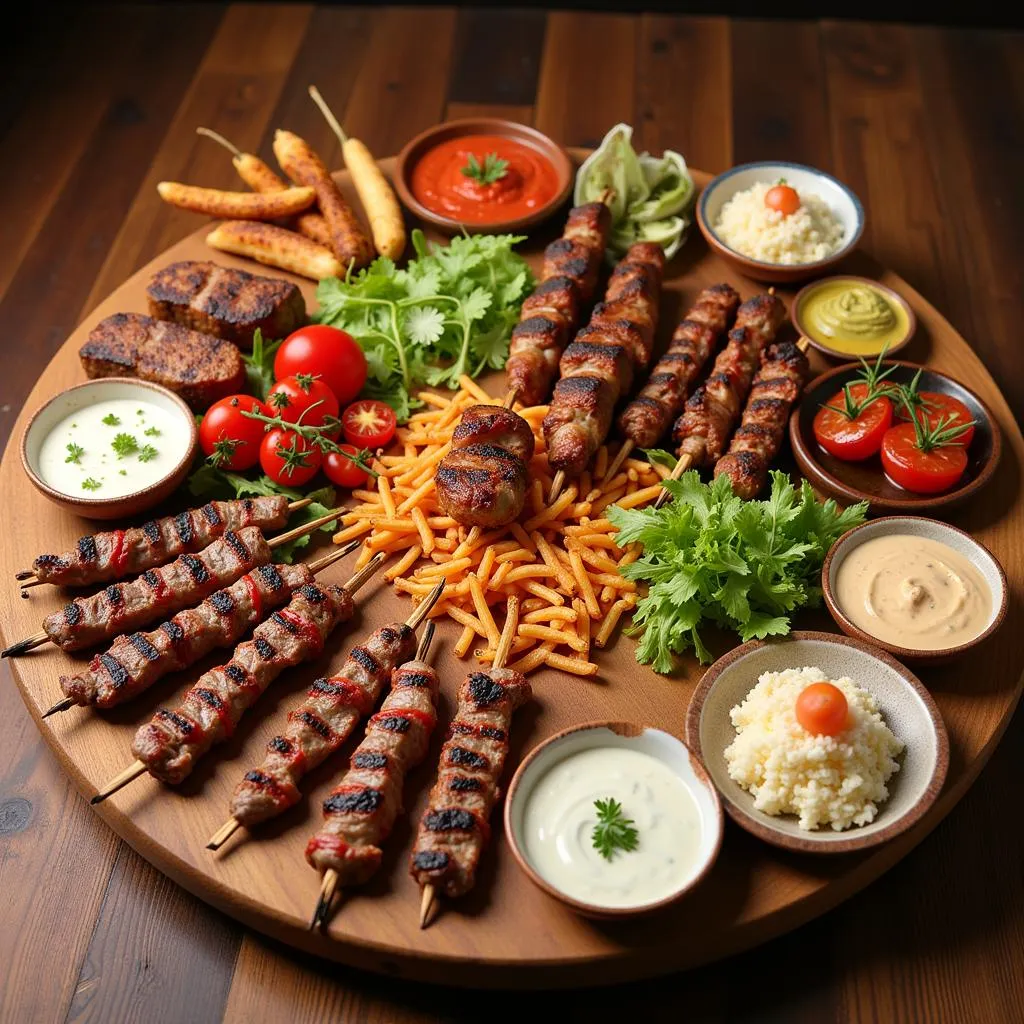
[686,631,949,854]
[792,275,917,361]
[696,161,864,284]
[504,721,724,919]
[393,118,573,234]
[822,516,1007,664]
[21,377,199,520]
[789,360,1001,513]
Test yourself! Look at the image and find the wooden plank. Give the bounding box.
[445,102,535,124]
[636,16,732,172]
[535,12,636,147]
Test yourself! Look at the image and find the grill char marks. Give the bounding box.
[435,441,530,529]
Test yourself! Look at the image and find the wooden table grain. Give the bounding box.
[1,6,1021,1022]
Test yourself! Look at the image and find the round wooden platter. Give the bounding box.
[2,163,1022,989]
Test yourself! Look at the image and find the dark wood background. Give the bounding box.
[1,6,1022,1022]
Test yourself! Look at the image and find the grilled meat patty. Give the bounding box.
[31,497,290,588]
[147,260,306,350]
[451,405,535,463]
[231,623,417,827]
[80,312,245,409]
[435,443,529,529]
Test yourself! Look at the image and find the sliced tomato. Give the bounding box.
[812,383,893,461]
[341,400,396,449]
[897,391,975,449]
[266,374,340,430]
[880,422,968,494]
[259,427,322,487]
[323,445,369,489]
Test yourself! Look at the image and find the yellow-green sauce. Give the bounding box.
[800,281,909,356]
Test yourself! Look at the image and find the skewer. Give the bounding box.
[418,594,519,930]
[602,439,635,484]
[40,541,363,720]
[548,470,566,505]
[3,508,347,659]
[309,621,438,931]
[15,498,316,587]
[90,551,396,807]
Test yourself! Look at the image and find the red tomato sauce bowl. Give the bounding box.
[395,119,573,234]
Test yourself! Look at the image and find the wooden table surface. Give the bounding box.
[1,5,1021,1022]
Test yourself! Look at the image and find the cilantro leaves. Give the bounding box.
[607,471,868,670]
[315,229,533,422]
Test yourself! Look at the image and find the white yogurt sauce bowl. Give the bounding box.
[504,721,724,919]
[21,378,199,520]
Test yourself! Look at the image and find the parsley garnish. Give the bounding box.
[65,442,85,464]
[81,477,102,492]
[461,151,509,186]
[119,469,127,476]
[138,444,159,463]
[144,425,161,437]
[111,433,139,458]
[101,413,121,426]
[592,798,639,861]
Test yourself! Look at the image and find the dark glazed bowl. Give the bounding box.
[394,118,574,234]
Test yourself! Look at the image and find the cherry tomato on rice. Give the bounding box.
[267,374,340,431]
[897,391,975,449]
[259,427,322,487]
[765,182,801,216]
[880,422,968,494]
[323,444,369,489]
[796,682,849,737]
[273,325,367,406]
[812,383,893,461]
[341,400,397,449]
[199,394,270,471]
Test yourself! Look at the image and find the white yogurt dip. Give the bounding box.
[37,398,190,499]
[520,746,705,909]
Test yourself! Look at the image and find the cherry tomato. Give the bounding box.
[259,427,322,487]
[323,444,369,489]
[199,395,270,471]
[898,391,975,449]
[273,325,367,405]
[765,182,801,216]
[796,682,849,737]
[341,400,397,449]
[266,374,340,430]
[812,383,893,461]
[880,422,968,494]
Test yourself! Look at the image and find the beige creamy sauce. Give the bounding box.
[836,534,992,650]
[521,746,705,909]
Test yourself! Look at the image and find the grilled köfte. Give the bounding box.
[231,622,417,827]
[543,242,665,477]
[147,260,305,351]
[618,284,740,449]
[410,668,531,898]
[29,497,290,588]
[451,405,535,464]
[306,652,440,885]
[506,203,611,406]
[714,340,810,499]
[43,527,271,652]
[79,312,245,410]
[672,293,787,467]
[132,583,354,785]
[59,562,312,710]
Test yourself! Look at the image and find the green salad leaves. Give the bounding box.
[315,230,534,422]
[607,471,867,670]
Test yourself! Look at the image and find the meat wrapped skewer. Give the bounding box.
[713,340,810,499]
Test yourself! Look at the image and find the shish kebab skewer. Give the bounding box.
[206,580,444,853]
[412,595,532,929]
[42,540,365,719]
[91,551,390,805]
[17,495,311,589]
[306,619,440,931]
[2,507,344,658]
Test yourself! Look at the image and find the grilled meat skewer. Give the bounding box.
[306,622,441,930]
[20,496,297,589]
[713,340,811,499]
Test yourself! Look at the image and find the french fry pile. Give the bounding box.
[334,377,671,677]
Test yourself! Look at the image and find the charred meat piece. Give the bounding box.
[147,260,306,350]
[435,444,529,528]
[232,623,416,827]
[30,497,290,588]
[80,312,245,410]
[451,405,535,463]
[543,375,618,476]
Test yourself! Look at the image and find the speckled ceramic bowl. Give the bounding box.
[686,632,948,854]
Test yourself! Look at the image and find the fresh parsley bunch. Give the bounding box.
[314,229,533,422]
[608,470,867,670]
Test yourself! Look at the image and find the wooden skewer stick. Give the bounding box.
[195,125,243,156]
[503,389,519,409]
[419,594,519,930]
[602,439,635,484]
[308,600,444,931]
[547,470,566,505]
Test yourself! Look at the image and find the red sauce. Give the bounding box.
[410,134,559,224]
